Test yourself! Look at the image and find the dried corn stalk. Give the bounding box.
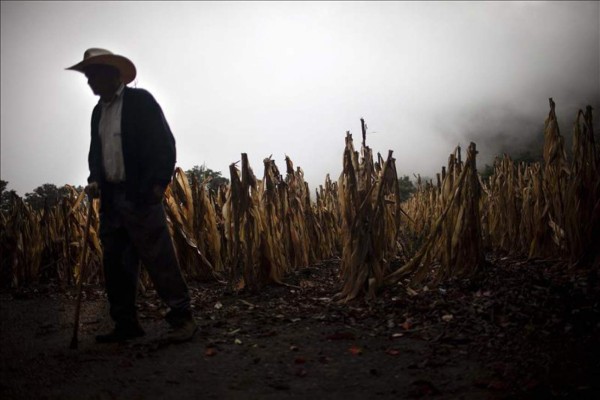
[0,185,102,288]
[337,131,403,301]
[564,106,599,263]
[542,98,569,252]
[281,157,311,268]
[314,174,341,259]
[2,98,598,291]
[224,154,269,291]
[164,167,215,282]
[260,156,289,282]
[191,174,223,273]
[387,142,484,286]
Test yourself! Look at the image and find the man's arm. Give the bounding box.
[88,105,103,184]
[136,89,176,194]
[87,105,103,198]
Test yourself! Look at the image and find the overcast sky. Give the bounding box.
[1,1,599,196]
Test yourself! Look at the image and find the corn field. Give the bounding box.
[1,99,598,301]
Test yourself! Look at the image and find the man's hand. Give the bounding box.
[85,182,100,199]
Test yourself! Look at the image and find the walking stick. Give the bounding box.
[69,198,94,349]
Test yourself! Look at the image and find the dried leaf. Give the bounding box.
[204,348,217,357]
[442,314,454,322]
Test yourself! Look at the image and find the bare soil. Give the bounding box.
[1,256,599,399]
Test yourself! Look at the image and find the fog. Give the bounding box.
[1,1,598,195]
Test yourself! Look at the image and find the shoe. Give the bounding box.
[163,317,198,343]
[95,323,145,343]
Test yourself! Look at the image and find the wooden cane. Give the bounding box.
[69,199,94,349]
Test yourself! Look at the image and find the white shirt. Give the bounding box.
[98,83,126,183]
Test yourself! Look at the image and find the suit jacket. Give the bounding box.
[88,87,176,207]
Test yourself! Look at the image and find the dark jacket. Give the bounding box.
[88,87,176,207]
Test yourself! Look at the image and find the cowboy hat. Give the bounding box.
[66,48,136,84]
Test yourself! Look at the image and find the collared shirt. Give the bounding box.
[98,83,126,183]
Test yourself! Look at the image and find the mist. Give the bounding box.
[1,1,598,195]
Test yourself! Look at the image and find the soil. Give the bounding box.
[1,255,599,400]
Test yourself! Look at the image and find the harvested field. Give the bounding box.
[1,99,599,398]
[1,255,599,399]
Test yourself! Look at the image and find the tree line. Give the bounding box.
[0,164,230,212]
[1,167,421,212]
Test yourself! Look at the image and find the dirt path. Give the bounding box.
[1,257,599,399]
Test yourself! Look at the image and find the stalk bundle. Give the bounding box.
[483,155,521,253]
[565,106,599,265]
[386,142,484,286]
[282,156,311,268]
[0,187,101,288]
[337,130,403,301]
[542,98,569,253]
[260,156,288,282]
[480,100,598,264]
[1,99,597,296]
[314,174,341,259]
[224,154,268,291]
[164,167,215,281]
[1,197,43,287]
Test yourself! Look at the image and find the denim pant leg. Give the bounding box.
[99,205,141,326]
[120,200,191,317]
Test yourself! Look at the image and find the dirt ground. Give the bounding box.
[1,255,599,400]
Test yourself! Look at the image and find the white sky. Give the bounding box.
[1,1,599,196]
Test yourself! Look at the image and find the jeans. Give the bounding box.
[99,184,191,327]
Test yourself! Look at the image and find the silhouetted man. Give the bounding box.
[67,48,197,343]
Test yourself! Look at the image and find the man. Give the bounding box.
[66,48,197,343]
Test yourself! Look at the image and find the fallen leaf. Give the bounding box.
[204,348,217,357]
[385,348,401,356]
[442,314,454,322]
[239,299,256,308]
[214,302,223,310]
[300,280,315,288]
[234,338,242,345]
[348,345,362,356]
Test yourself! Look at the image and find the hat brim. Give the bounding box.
[66,54,136,84]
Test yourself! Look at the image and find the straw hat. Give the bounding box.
[66,48,136,84]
